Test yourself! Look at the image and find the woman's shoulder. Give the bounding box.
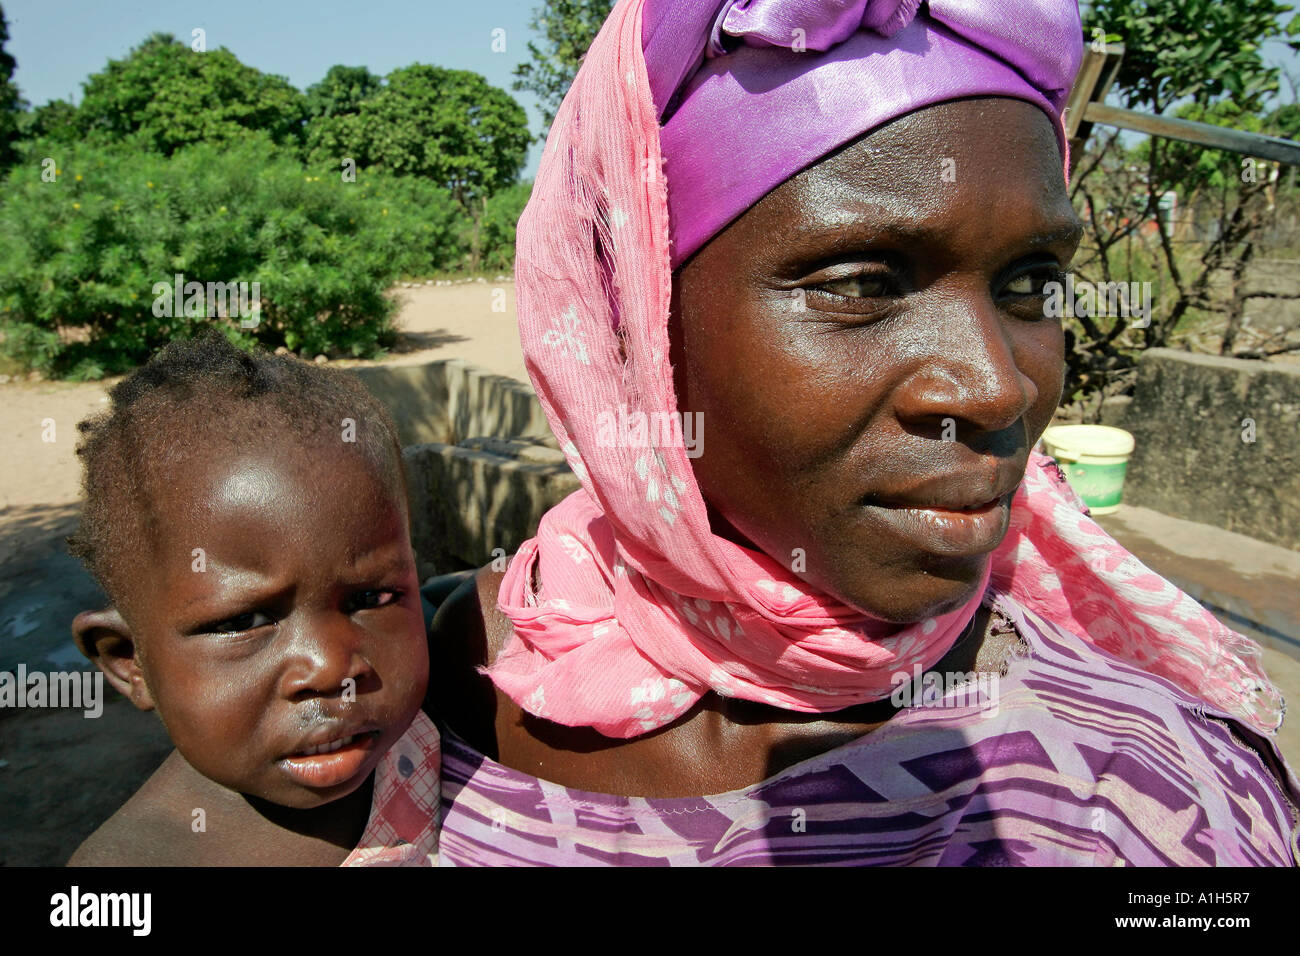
[994,589,1300,841]
[426,565,513,661]
[424,564,514,756]
[998,588,1282,729]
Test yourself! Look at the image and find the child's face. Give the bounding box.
[123,438,428,809]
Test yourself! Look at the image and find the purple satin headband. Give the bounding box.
[642,0,1084,269]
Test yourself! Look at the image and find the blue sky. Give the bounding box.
[2,0,551,175]
[5,0,1300,181]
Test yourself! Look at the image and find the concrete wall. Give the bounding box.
[1110,349,1299,550]
[403,439,580,580]
[347,361,579,579]
[350,359,552,447]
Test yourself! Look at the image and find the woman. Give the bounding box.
[426,0,1299,865]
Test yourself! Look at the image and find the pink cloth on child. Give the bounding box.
[339,709,441,867]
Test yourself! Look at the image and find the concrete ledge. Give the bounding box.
[348,358,574,578]
[1116,349,1299,549]
[459,435,565,463]
[403,440,580,579]
[350,359,552,447]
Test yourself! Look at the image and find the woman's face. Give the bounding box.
[670,97,1082,624]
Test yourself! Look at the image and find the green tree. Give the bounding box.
[0,3,24,168]
[512,0,612,134]
[1063,0,1300,407]
[75,32,306,155]
[307,64,529,208]
[17,98,78,144]
[304,64,382,120]
[1087,0,1299,115]
[1271,103,1300,138]
[302,65,381,163]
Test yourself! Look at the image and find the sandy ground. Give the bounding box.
[3,280,1299,865]
[0,280,525,514]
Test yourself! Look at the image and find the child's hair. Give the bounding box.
[68,330,408,610]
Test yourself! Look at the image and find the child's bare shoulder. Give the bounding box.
[68,802,176,866]
[69,751,197,866]
[70,749,369,866]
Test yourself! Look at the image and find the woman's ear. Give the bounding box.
[72,608,155,711]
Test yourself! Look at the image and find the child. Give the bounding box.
[65,331,439,866]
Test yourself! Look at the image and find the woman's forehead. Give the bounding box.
[739,99,1070,234]
[796,98,1063,185]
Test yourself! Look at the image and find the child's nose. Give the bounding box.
[279,617,374,699]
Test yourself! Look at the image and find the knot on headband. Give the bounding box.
[706,0,923,56]
[644,0,1084,268]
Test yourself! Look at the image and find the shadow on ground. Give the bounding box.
[0,503,173,865]
[0,700,171,866]
[386,329,471,356]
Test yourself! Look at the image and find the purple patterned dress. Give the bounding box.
[436,588,1299,866]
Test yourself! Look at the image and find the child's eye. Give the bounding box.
[347,589,402,612]
[205,611,275,634]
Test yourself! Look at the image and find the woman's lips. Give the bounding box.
[278,731,381,789]
[863,494,1012,556]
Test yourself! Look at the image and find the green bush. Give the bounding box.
[477,181,534,274]
[0,321,61,375]
[0,135,472,375]
[345,168,469,276]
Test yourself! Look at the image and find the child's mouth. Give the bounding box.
[294,734,361,757]
[279,730,382,788]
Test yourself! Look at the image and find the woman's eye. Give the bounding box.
[1004,269,1067,297]
[818,273,892,298]
[348,589,401,612]
[207,611,274,634]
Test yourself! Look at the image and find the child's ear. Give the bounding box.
[72,608,156,712]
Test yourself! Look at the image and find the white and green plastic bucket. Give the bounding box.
[1040,424,1136,515]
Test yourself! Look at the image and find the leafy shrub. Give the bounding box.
[476,180,534,274]
[347,169,468,277]
[0,134,471,374]
[0,321,61,375]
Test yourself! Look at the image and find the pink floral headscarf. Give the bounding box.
[487,0,1284,739]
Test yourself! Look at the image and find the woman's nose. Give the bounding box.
[278,617,374,700]
[892,291,1037,436]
